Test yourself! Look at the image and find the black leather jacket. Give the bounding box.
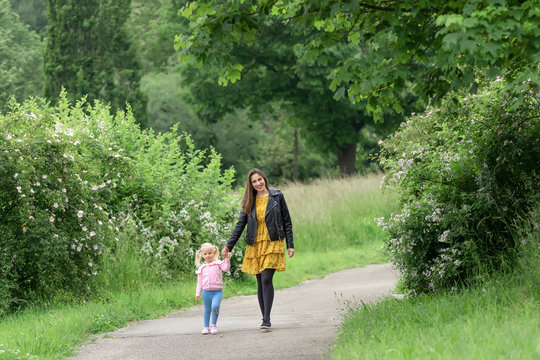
[226,188,294,250]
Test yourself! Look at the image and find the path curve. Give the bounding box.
[72,263,398,360]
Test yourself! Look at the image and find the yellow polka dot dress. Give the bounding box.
[241,195,286,275]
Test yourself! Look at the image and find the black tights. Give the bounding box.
[256,269,275,323]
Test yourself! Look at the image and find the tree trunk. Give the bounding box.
[338,143,356,176]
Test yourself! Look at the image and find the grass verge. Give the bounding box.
[332,215,540,360]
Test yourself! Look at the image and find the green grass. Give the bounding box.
[0,174,396,359]
[331,219,540,360]
[0,280,194,360]
[274,243,387,289]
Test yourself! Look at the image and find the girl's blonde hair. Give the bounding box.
[195,242,219,266]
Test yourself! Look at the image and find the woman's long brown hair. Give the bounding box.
[241,168,269,215]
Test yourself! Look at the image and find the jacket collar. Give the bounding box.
[250,188,280,216]
[268,187,280,197]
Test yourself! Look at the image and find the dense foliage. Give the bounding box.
[0,94,240,316]
[8,0,47,37]
[177,0,539,120]
[176,1,411,174]
[0,0,43,113]
[377,80,539,293]
[44,0,147,126]
[140,71,338,183]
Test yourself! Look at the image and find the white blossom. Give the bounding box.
[438,230,450,243]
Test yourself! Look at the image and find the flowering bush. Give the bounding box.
[377,80,539,293]
[0,99,116,314]
[0,93,241,315]
[114,138,244,279]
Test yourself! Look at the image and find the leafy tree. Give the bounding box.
[127,0,341,179]
[0,0,44,113]
[178,16,409,174]
[140,72,260,181]
[177,0,539,120]
[8,0,48,37]
[256,115,339,181]
[128,0,187,73]
[44,0,147,126]
[141,72,195,134]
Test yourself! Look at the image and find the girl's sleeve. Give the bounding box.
[220,257,231,272]
[195,268,203,297]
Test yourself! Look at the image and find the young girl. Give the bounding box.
[195,242,230,335]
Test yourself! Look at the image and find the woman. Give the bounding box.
[222,168,294,331]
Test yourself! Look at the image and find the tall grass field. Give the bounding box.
[0,174,398,359]
[285,174,398,252]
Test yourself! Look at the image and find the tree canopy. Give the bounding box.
[8,0,47,37]
[176,3,412,174]
[180,30,378,174]
[0,0,44,113]
[44,0,147,125]
[176,0,540,119]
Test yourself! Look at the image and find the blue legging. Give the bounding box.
[202,290,223,327]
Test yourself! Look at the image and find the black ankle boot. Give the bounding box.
[260,319,271,330]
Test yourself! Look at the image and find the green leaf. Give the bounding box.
[324,21,335,32]
[348,31,361,45]
[181,3,195,18]
[314,20,325,30]
[333,87,346,100]
[459,39,477,54]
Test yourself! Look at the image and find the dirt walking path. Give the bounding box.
[72,263,398,360]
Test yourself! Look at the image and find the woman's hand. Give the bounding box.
[288,248,295,258]
[222,247,229,258]
[196,295,199,303]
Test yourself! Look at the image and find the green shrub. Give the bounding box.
[0,93,240,316]
[377,80,539,293]
[0,99,117,315]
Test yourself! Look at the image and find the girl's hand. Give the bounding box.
[222,247,229,258]
[196,295,199,303]
[288,248,295,258]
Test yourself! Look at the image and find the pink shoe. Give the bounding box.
[201,327,209,335]
[210,326,218,335]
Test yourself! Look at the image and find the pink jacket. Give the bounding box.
[195,258,230,297]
